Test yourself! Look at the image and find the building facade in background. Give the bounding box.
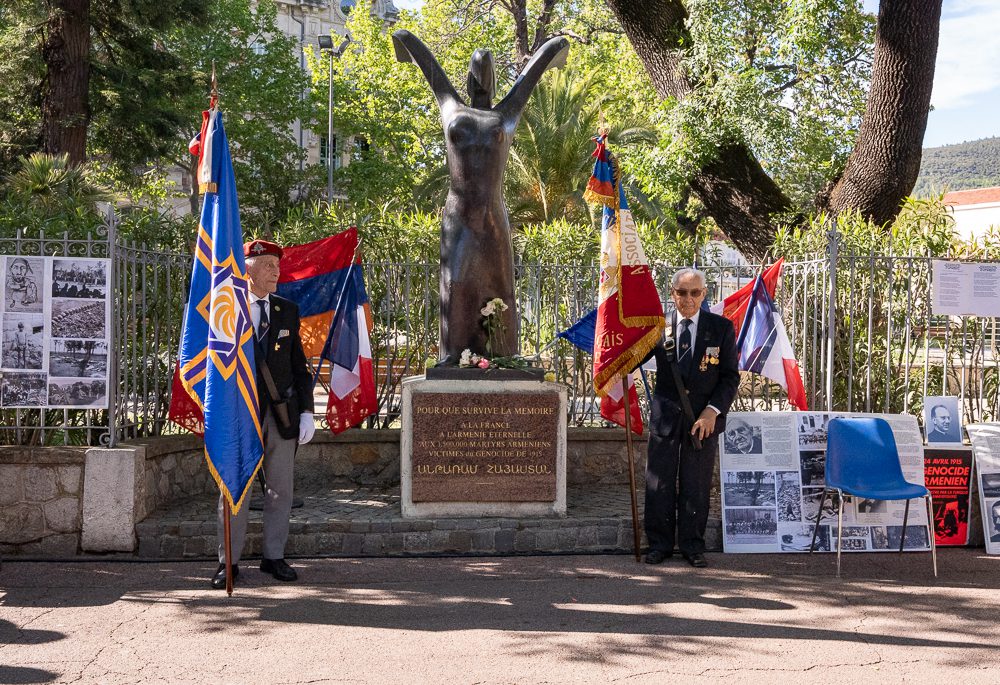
[942,187,1000,242]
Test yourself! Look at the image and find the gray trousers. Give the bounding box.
[217,411,296,564]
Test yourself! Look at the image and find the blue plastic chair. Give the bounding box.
[809,417,937,577]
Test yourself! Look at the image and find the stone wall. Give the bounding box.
[0,447,86,556]
[136,435,210,521]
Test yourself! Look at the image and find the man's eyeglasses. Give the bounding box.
[672,288,704,298]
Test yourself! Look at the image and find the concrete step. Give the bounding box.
[135,484,723,558]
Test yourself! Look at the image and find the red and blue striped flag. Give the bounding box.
[277,229,377,434]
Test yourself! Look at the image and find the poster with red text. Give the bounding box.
[923,446,973,546]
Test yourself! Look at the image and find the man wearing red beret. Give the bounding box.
[212,238,316,589]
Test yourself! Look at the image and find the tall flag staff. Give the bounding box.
[584,126,666,561]
[178,65,263,596]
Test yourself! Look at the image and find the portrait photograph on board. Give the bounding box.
[924,396,962,443]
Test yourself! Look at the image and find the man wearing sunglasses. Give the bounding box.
[641,268,739,568]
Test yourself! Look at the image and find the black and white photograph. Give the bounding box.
[870,526,890,549]
[777,471,802,522]
[981,472,1000,498]
[779,524,830,551]
[799,449,826,486]
[724,508,778,542]
[4,256,43,313]
[1,315,43,370]
[987,499,1000,543]
[798,413,829,447]
[887,525,931,550]
[924,395,962,443]
[723,416,763,455]
[51,298,106,339]
[51,259,108,299]
[723,471,776,506]
[47,379,107,408]
[48,340,108,378]
[802,488,838,523]
[856,498,888,515]
[1,371,47,406]
[833,537,868,551]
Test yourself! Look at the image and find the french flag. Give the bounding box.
[734,276,808,411]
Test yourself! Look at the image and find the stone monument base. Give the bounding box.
[401,375,567,518]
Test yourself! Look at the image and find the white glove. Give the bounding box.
[298,412,316,444]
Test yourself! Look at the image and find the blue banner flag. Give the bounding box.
[177,109,263,514]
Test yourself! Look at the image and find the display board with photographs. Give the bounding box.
[0,255,110,408]
[721,412,931,553]
[965,424,1000,555]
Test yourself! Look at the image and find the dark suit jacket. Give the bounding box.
[257,294,315,440]
[641,310,740,439]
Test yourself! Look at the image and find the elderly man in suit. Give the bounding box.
[212,239,316,589]
[642,268,740,568]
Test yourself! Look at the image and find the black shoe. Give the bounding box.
[683,552,708,568]
[644,549,671,564]
[260,558,297,581]
[210,563,239,589]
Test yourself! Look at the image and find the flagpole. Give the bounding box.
[312,236,363,384]
[223,500,233,596]
[620,374,642,562]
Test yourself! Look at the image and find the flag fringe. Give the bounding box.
[583,186,616,208]
[203,446,263,516]
[594,325,663,397]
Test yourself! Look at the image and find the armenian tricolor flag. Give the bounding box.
[177,108,263,514]
[276,229,377,434]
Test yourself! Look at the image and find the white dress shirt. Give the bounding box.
[249,292,270,337]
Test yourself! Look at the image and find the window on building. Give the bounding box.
[340,0,357,15]
[320,136,342,170]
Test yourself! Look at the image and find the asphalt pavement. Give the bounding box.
[2,549,999,684]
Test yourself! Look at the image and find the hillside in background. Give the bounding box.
[914,137,1000,197]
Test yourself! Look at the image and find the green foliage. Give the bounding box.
[158,0,319,232]
[0,6,43,175]
[0,153,193,249]
[914,137,1000,197]
[632,0,874,212]
[770,198,988,417]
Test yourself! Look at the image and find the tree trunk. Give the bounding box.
[689,145,799,259]
[41,0,90,164]
[606,0,942,258]
[821,0,942,225]
[606,0,794,258]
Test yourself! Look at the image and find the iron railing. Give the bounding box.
[5,212,1000,446]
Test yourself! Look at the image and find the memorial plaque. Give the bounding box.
[410,391,560,502]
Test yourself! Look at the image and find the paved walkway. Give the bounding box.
[2,549,998,684]
[135,484,676,559]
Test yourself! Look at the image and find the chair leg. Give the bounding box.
[809,489,829,553]
[925,494,938,578]
[900,499,911,553]
[836,490,844,578]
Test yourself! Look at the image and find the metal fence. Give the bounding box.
[4,214,1000,446]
